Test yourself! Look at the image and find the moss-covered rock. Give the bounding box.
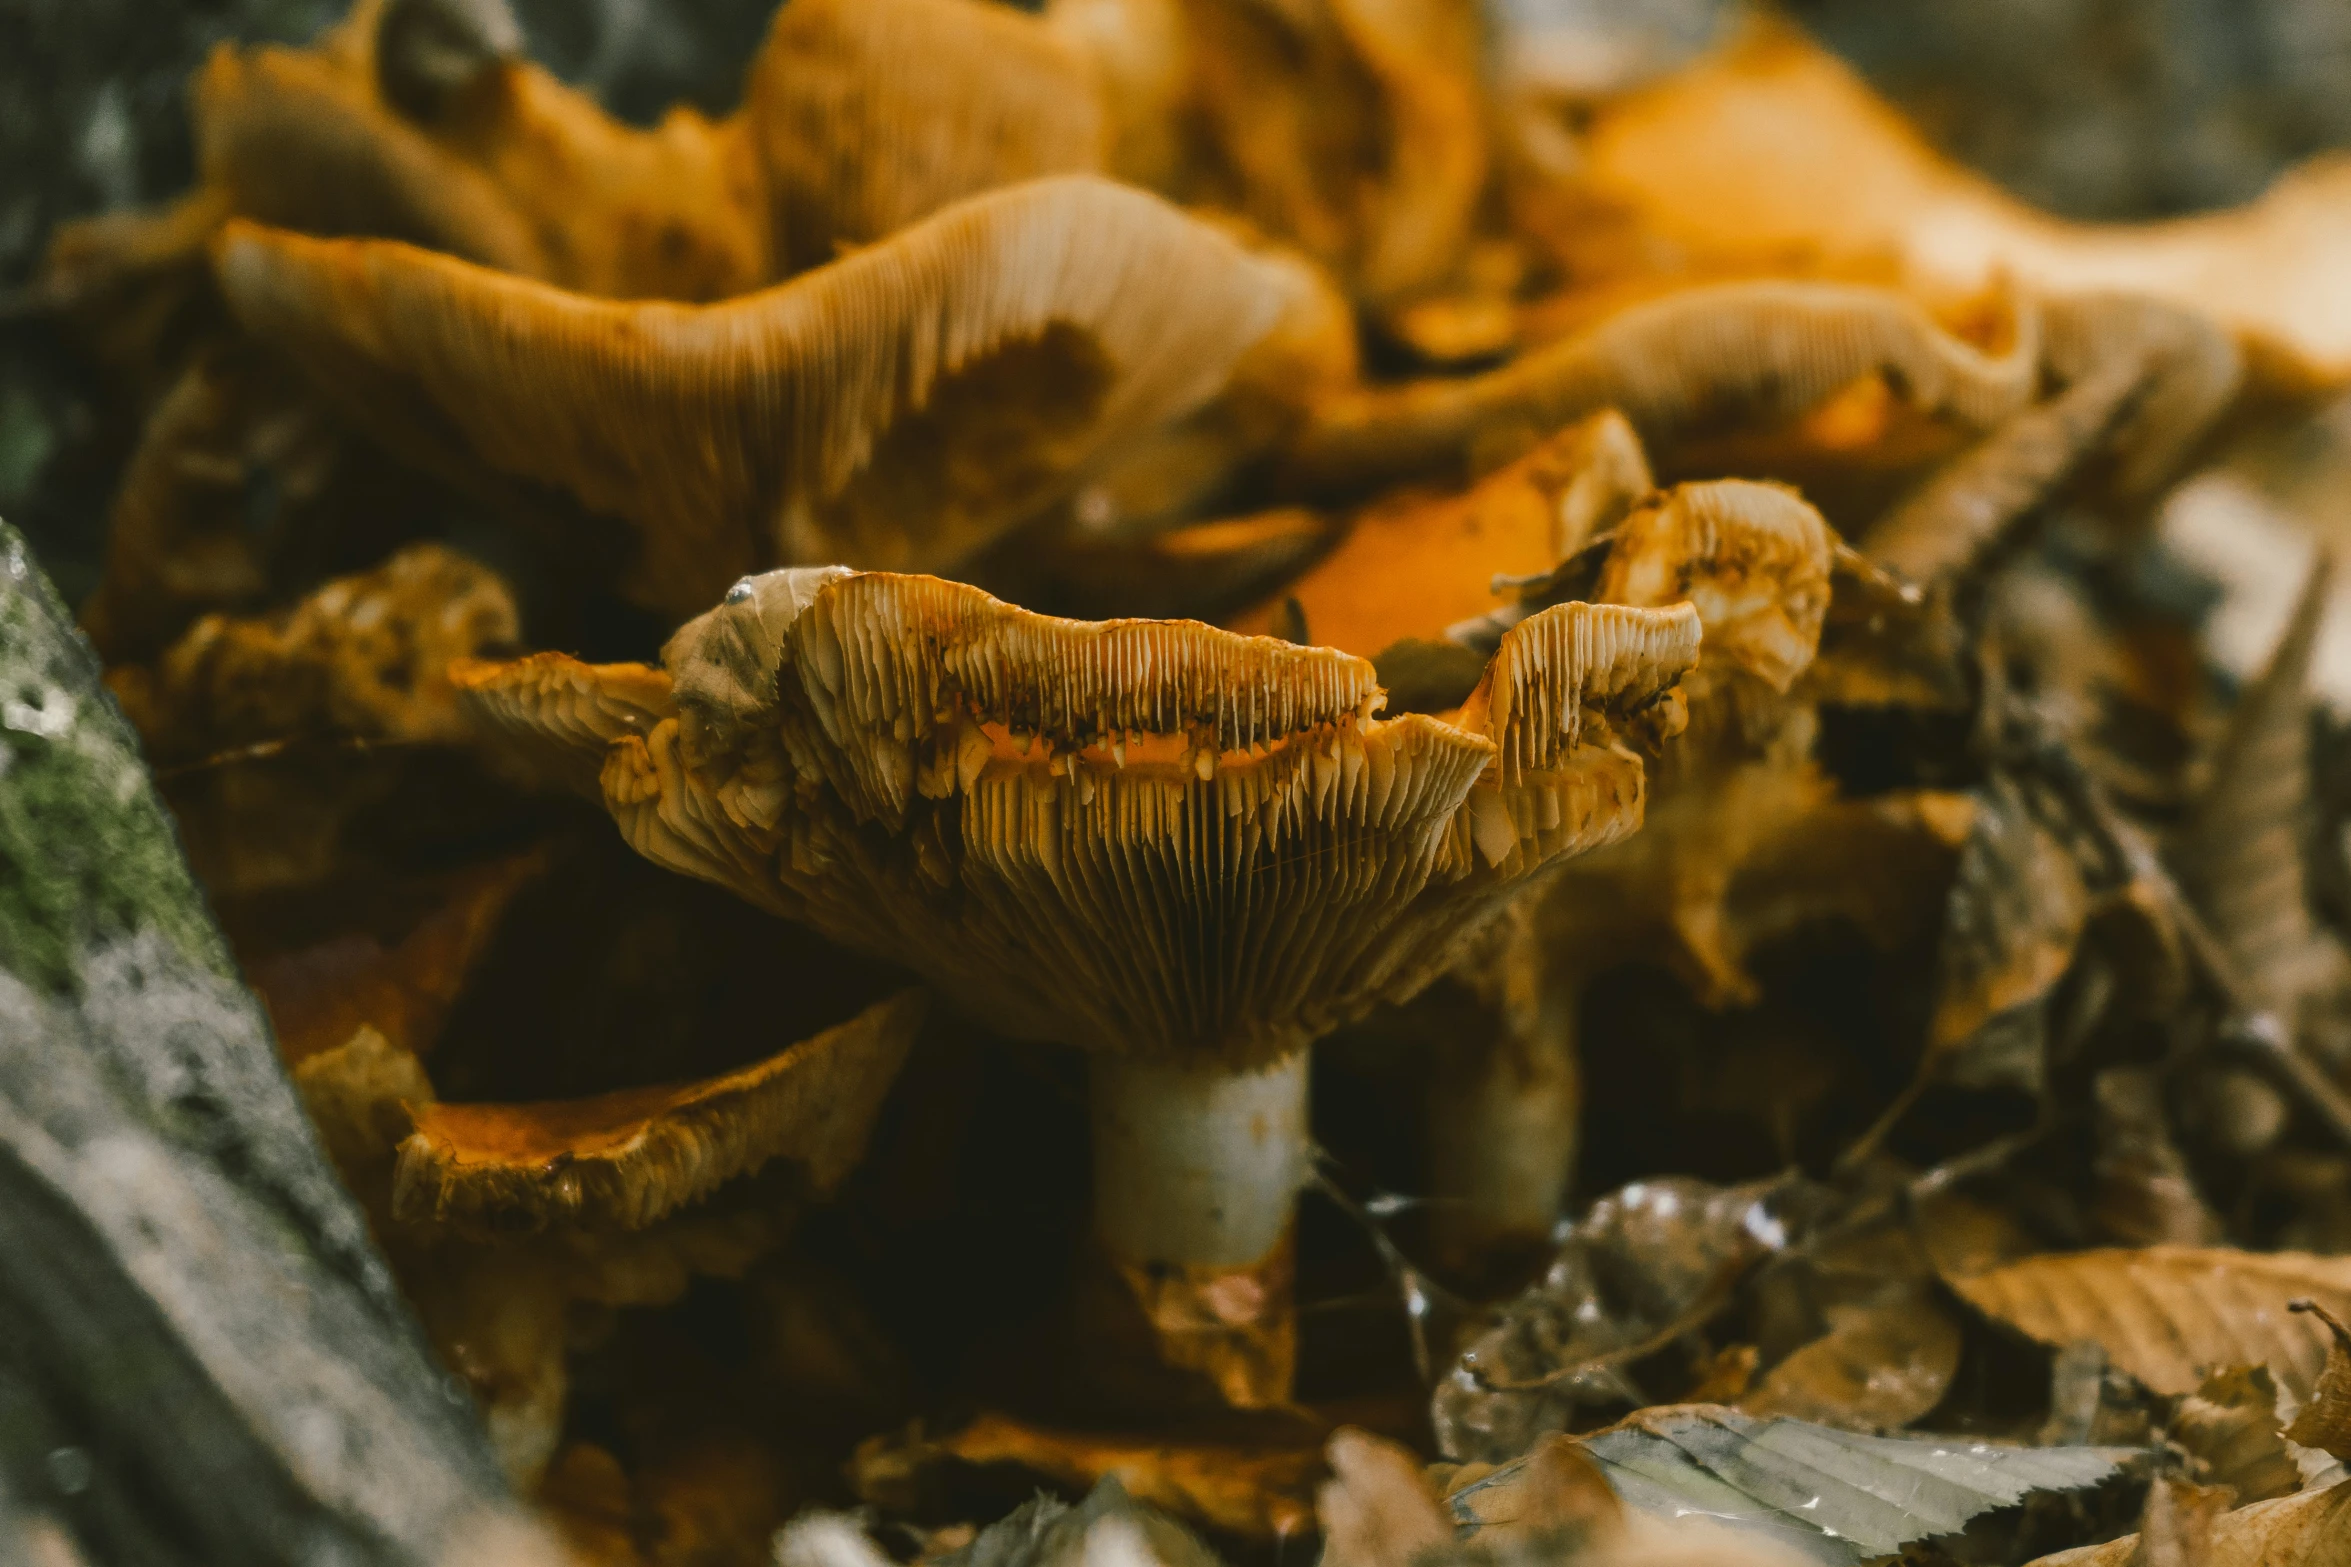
[0,519,233,995]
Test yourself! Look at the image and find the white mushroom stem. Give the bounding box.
[1090,1051,1310,1271]
[1427,960,1583,1269]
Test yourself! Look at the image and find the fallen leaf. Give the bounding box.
[865,1414,1322,1543]
[1570,1405,2131,1567]
[1434,1178,1805,1461]
[1443,1433,1627,1551]
[2022,1477,2351,1567]
[2283,1301,2351,1461]
[1947,1248,2351,1400]
[1739,1290,1962,1434]
[1317,1429,1455,1567]
[2170,1366,2305,1504]
[927,1477,1227,1567]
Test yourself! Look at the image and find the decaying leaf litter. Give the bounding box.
[13,0,2351,1561]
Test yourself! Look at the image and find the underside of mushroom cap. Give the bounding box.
[211,177,1301,618]
[1285,278,2040,496]
[461,571,1698,1070]
[452,650,675,797]
[392,989,925,1234]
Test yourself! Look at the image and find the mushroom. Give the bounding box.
[745,0,1109,274]
[107,541,520,765]
[1524,19,2351,381]
[210,176,1303,620]
[1422,480,1847,1263]
[1046,0,1488,306]
[1280,278,2039,498]
[43,0,770,307]
[454,567,1700,1408]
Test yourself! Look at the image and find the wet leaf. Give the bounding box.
[926,1477,1226,1567]
[1434,1178,1805,1461]
[1500,1405,2130,1567]
[1947,1248,2351,1400]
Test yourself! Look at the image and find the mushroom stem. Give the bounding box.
[1426,955,1583,1277]
[1086,1050,1311,1408]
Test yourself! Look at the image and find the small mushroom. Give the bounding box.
[1426,480,1844,1262]
[211,176,1303,619]
[455,567,1699,1409]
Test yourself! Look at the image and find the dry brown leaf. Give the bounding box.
[921,1413,1322,1542]
[2283,1301,2351,1461]
[2023,1477,2351,1567]
[1317,1429,1454,1567]
[1443,1432,1627,1552]
[1740,1289,1963,1434]
[1947,1248,2351,1400]
[2170,1366,2305,1504]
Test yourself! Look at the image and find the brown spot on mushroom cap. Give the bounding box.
[393,989,926,1234]
[213,177,1301,618]
[1283,278,2040,497]
[746,0,1108,273]
[462,570,1696,1070]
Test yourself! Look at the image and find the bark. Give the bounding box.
[0,519,557,1566]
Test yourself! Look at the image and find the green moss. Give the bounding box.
[0,521,233,996]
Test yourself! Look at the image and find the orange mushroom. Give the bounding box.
[211,177,1303,619]
[455,567,1699,1409]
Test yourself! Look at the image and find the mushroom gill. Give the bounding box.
[212,177,1302,619]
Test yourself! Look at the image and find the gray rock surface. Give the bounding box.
[0,515,547,1564]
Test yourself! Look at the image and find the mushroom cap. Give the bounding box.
[1283,278,2040,496]
[109,542,520,766]
[1061,0,1488,303]
[457,571,1699,1069]
[1565,22,2351,379]
[1596,480,1833,696]
[1233,411,1652,657]
[195,16,769,299]
[393,989,926,1234]
[745,0,1108,273]
[213,177,1302,618]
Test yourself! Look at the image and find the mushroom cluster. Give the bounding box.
[23,0,2351,1562]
